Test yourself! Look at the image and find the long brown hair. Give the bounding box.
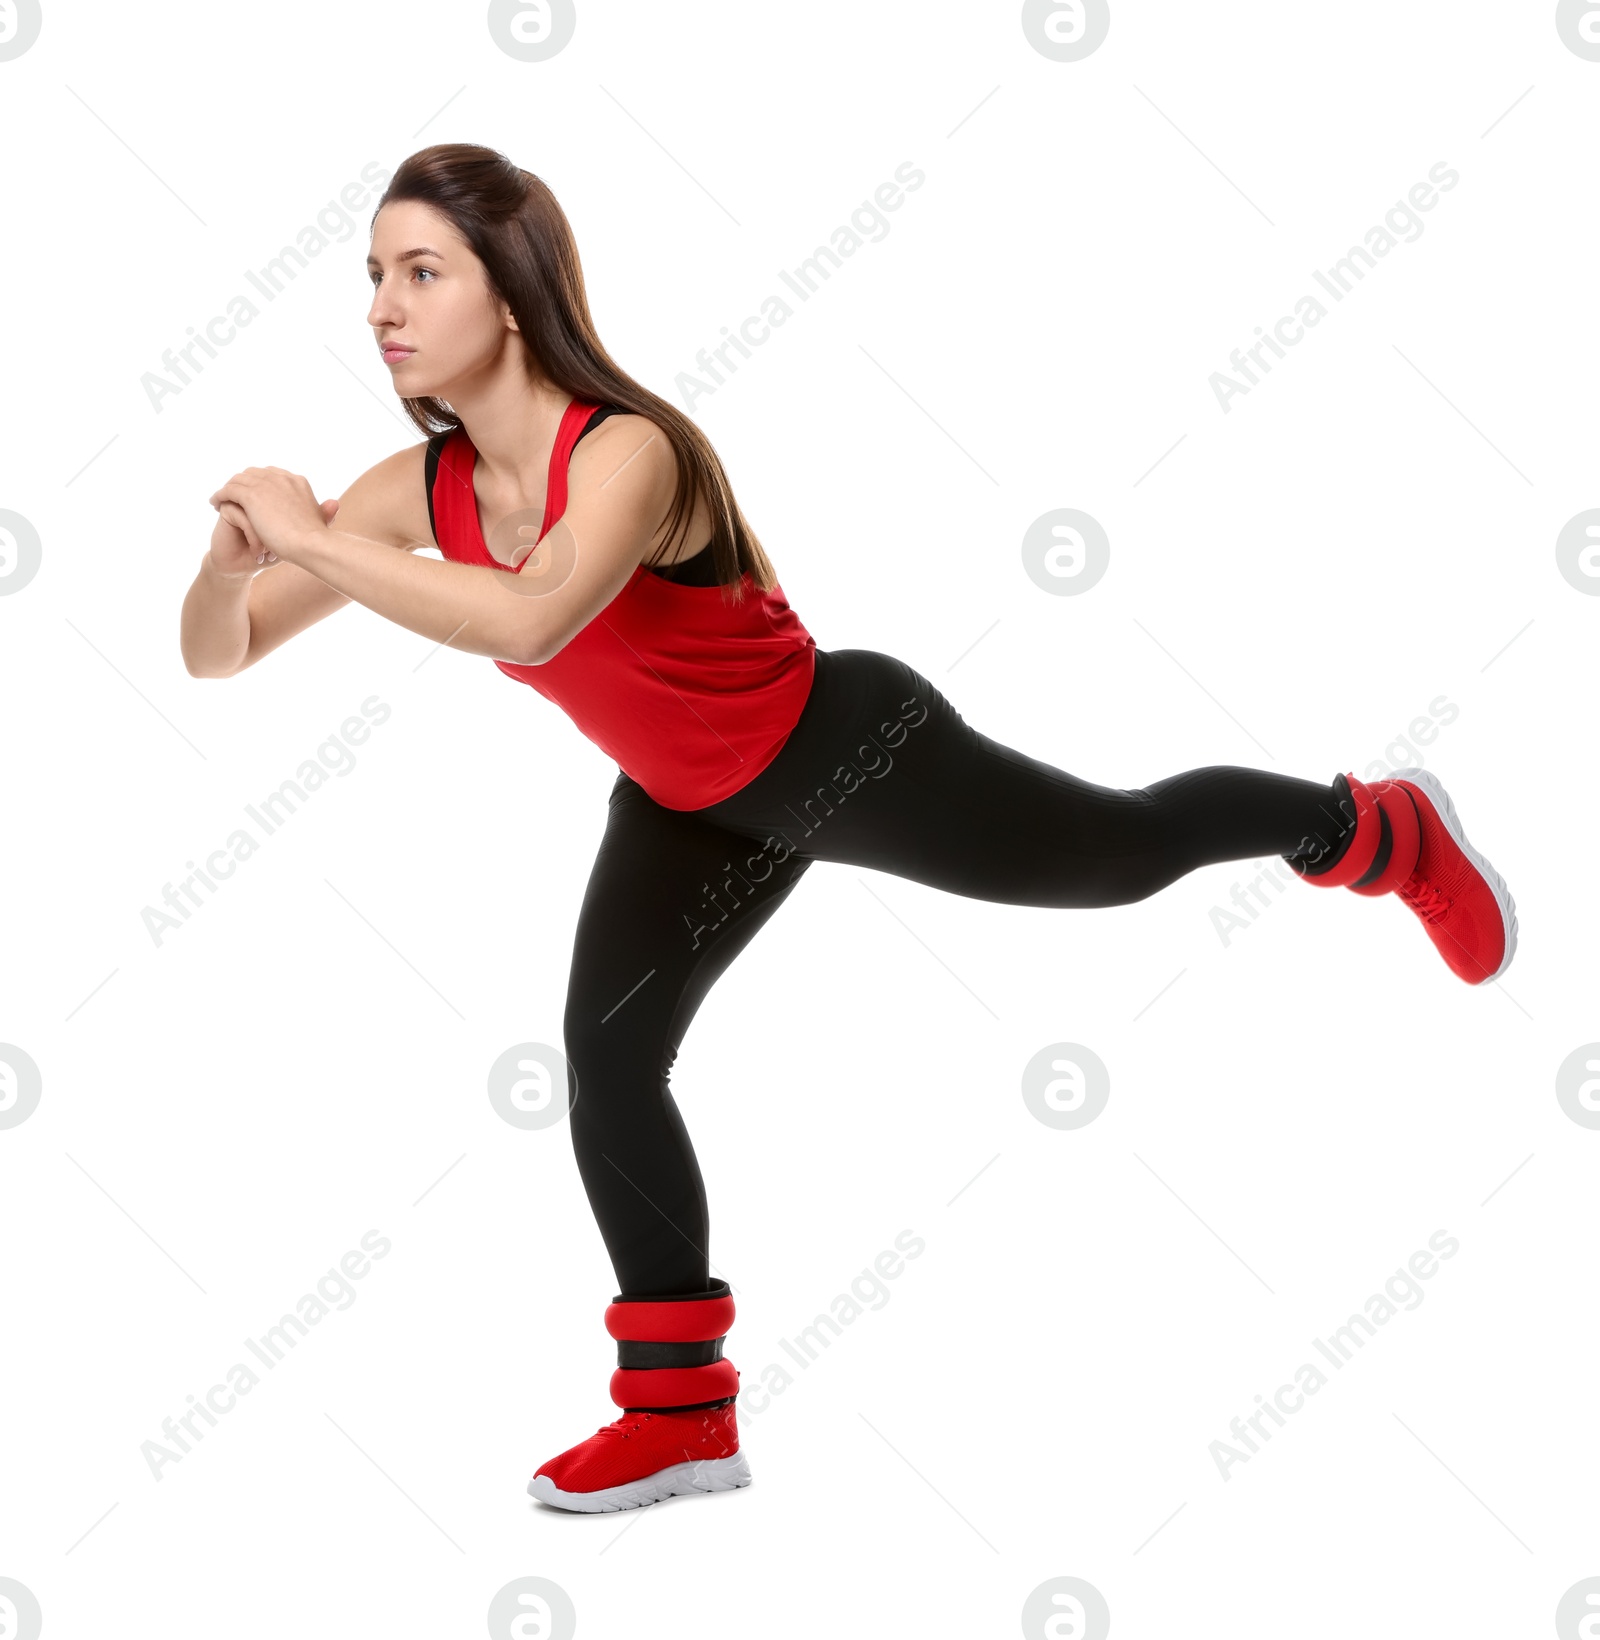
[373,143,773,602]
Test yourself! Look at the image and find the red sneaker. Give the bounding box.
[527,1401,750,1513]
[1368,768,1517,985]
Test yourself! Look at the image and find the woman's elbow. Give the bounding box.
[516,621,569,667]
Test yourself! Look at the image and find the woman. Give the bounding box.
[181,143,1517,1515]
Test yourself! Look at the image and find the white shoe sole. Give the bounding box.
[1386,767,1518,982]
[527,1450,752,1513]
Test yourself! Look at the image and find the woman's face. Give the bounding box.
[366,199,516,395]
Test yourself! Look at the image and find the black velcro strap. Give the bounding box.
[1350,803,1394,889]
[620,1394,738,1414]
[612,1276,731,1305]
[617,1337,725,1370]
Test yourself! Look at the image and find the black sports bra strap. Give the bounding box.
[576,403,624,443]
[424,429,451,545]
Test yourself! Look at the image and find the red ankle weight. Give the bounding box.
[605,1280,740,1411]
[1294,774,1383,889]
[1347,780,1422,897]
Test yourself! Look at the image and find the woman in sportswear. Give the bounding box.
[184,144,1518,1515]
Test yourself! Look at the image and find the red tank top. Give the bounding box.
[428,398,817,810]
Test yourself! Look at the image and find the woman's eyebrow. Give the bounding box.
[365,246,445,268]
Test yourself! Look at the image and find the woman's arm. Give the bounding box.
[209,425,680,667]
[183,446,423,678]
[286,532,553,663]
[181,539,270,678]
[193,552,353,677]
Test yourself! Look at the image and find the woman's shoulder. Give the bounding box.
[574,402,655,444]
[569,405,679,488]
[332,439,440,553]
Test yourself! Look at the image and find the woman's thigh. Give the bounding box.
[694,647,1066,899]
[562,775,812,1294]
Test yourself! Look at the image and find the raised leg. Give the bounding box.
[697,648,1358,908]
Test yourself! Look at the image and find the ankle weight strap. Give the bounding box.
[610,1362,740,1409]
[604,1285,734,1344]
[605,1277,739,1410]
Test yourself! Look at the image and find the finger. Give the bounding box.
[219,500,277,565]
[219,501,263,555]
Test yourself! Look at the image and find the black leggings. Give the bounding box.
[561,647,1352,1298]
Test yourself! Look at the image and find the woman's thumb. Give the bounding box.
[321,498,341,521]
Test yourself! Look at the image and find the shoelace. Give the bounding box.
[590,1411,655,1441]
[1397,875,1451,925]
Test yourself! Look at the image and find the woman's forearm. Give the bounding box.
[290,529,538,663]
[181,551,255,677]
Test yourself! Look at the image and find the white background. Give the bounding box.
[2,2,1596,1636]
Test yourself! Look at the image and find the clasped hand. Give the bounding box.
[208,467,332,565]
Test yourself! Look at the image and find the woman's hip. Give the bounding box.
[691,647,953,842]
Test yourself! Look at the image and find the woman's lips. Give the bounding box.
[382,347,415,364]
